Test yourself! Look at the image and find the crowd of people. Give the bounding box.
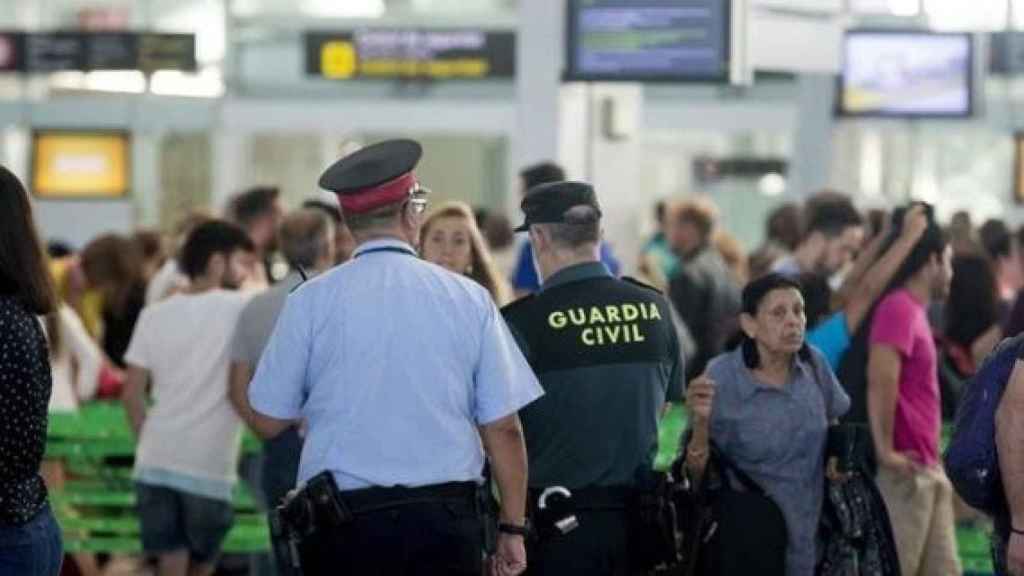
[1,141,1024,576]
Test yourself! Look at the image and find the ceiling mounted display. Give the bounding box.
[564,0,731,83]
[305,29,515,81]
[0,31,196,74]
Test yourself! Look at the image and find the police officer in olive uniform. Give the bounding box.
[248,140,543,576]
[501,182,685,576]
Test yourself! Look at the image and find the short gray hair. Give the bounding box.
[278,209,334,270]
[344,203,404,235]
[537,205,601,249]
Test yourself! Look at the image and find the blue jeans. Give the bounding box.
[0,505,63,576]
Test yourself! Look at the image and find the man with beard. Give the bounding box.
[866,206,961,576]
[122,220,256,576]
[773,191,864,279]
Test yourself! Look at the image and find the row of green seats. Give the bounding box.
[46,402,270,555]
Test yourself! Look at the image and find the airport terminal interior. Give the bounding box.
[5,0,1024,575]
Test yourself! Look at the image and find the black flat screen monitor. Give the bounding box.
[839,30,973,118]
[565,0,730,83]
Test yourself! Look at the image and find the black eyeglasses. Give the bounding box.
[408,183,430,215]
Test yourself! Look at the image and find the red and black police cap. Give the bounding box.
[318,139,423,214]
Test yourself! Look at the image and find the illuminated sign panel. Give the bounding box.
[305,30,515,80]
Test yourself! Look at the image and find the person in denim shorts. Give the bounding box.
[123,221,255,576]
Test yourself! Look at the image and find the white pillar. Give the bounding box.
[790,74,837,196]
[211,123,245,214]
[132,129,161,227]
[514,0,563,173]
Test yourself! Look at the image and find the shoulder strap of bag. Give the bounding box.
[708,443,767,496]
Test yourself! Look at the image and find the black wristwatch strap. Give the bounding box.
[498,522,531,537]
[1013,525,1024,536]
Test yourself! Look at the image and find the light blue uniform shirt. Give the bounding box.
[249,238,543,491]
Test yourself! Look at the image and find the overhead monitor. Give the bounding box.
[32,130,130,199]
[565,0,731,83]
[989,31,1024,76]
[839,30,973,118]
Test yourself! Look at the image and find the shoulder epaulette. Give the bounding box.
[500,293,537,316]
[621,276,663,295]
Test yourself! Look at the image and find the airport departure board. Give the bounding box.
[0,31,196,74]
[306,30,515,81]
[565,0,730,82]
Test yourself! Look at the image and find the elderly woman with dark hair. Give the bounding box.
[685,273,851,576]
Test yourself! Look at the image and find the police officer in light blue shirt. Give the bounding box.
[247,139,543,576]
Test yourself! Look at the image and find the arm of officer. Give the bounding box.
[476,303,544,524]
[230,361,291,439]
[229,303,295,439]
[998,361,1024,542]
[480,415,529,524]
[248,294,312,438]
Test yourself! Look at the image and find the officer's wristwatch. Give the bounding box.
[498,520,532,538]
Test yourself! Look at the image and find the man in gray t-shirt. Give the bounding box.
[228,208,336,509]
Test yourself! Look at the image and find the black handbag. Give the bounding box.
[674,446,788,576]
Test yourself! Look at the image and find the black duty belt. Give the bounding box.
[529,485,633,512]
[341,481,479,515]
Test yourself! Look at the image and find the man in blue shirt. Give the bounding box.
[248,140,543,576]
[512,163,620,296]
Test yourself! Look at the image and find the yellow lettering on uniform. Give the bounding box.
[605,306,622,323]
[604,325,621,344]
[590,307,606,324]
[632,324,646,342]
[623,304,639,322]
[549,311,567,329]
[649,303,662,321]
[568,309,586,326]
[582,328,596,346]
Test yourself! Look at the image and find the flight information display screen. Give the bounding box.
[839,31,973,118]
[565,0,730,82]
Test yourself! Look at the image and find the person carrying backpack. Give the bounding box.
[944,333,1024,575]
[998,357,1024,576]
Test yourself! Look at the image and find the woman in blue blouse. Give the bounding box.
[686,274,850,576]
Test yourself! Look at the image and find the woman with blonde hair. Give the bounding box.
[420,201,512,305]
